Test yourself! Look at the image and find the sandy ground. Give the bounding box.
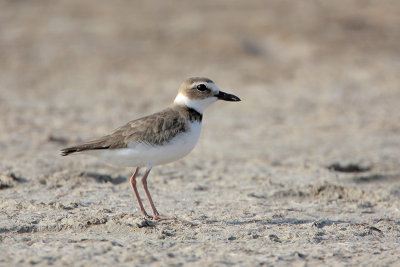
[1,0,400,266]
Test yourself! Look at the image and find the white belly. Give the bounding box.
[84,122,202,167]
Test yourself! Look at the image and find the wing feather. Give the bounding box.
[61,107,188,156]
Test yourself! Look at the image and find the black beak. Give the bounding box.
[216,91,241,102]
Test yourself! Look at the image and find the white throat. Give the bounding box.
[174,93,217,113]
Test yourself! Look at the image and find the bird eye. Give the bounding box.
[196,84,207,92]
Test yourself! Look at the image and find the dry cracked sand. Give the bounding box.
[1,0,400,266]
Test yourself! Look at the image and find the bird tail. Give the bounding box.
[61,146,79,156]
[61,138,110,156]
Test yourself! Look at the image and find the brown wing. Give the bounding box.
[61,107,189,156]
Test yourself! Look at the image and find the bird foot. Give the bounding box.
[153,214,174,221]
[140,212,153,220]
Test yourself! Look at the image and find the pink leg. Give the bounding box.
[141,167,170,220]
[130,167,150,219]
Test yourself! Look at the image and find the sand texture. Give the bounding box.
[1,0,400,266]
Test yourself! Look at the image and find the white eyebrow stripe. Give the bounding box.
[191,81,220,95]
[206,82,220,94]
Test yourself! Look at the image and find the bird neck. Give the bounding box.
[174,93,216,114]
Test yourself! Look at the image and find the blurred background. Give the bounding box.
[1,0,399,171]
[1,1,400,265]
[1,0,400,180]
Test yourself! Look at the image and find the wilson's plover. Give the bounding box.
[61,77,240,220]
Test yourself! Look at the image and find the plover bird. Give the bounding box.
[61,77,240,220]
